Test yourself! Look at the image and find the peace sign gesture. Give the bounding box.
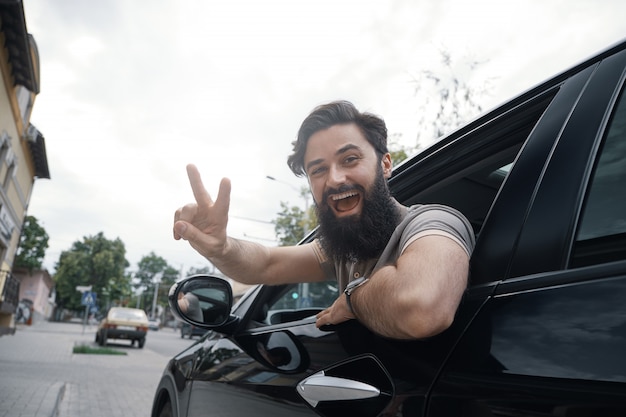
[173,164,231,260]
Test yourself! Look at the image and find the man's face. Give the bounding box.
[304,123,399,262]
[303,123,392,217]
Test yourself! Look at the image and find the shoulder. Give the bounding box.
[401,204,476,256]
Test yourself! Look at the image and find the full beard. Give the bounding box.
[315,168,402,263]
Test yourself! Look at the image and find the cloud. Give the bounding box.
[23,0,626,275]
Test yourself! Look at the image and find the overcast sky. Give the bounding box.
[23,0,626,276]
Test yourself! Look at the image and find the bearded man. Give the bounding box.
[173,100,475,339]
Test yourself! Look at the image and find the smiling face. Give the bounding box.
[304,123,392,219]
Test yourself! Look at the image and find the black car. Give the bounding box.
[152,39,626,417]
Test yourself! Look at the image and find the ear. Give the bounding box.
[381,153,393,179]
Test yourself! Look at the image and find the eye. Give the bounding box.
[308,166,326,177]
[344,155,360,165]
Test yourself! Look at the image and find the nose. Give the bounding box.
[328,164,346,187]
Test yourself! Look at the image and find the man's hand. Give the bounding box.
[173,164,231,260]
[315,295,355,329]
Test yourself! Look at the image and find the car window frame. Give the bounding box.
[571,79,626,268]
[507,48,626,279]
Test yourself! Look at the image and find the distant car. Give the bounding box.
[180,322,206,339]
[96,307,148,348]
[152,39,626,417]
[148,319,160,331]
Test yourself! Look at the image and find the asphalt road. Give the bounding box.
[0,320,203,417]
[78,323,200,357]
[143,325,202,357]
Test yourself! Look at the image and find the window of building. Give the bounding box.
[16,86,34,129]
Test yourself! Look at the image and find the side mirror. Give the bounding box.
[168,275,233,328]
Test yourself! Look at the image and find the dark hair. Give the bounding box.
[287,100,388,177]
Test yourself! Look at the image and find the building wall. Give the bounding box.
[16,269,53,322]
[0,35,37,268]
[0,3,46,335]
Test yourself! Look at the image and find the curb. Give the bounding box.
[44,381,66,417]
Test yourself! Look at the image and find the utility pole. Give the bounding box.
[151,272,163,319]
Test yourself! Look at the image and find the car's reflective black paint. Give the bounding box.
[152,39,626,417]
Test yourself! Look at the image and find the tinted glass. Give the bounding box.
[573,86,626,267]
[271,281,338,310]
[264,280,338,324]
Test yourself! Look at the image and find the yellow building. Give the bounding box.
[0,1,49,336]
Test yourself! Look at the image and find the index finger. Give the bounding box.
[186,164,213,205]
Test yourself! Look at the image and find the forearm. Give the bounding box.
[351,239,469,339]
[208,238,326,286]
[207,237,273,285]
[349,266,436,339]
[351,268,456,339]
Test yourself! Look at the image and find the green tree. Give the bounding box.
[274,201,317,246]
[411,48,492,148]
[389,132,410,166]
[134,252,179,312]
[54,232,130,312]
[14,215,49,271]
[186,265,213,277]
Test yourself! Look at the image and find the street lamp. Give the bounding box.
[265,175,299,192]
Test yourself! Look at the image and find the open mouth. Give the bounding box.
[329,191,361,214]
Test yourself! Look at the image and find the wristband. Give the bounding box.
[344,277,368,318]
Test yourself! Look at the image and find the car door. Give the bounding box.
[427,47,626,417]
[183,280,346,417]
[184,278,494,417]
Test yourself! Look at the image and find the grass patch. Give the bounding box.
[73,344,127,355]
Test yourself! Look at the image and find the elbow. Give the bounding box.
[404,311,455,339]
[400,294,458,339]
[422,311,456,338]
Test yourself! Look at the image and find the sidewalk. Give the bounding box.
[0,320,168,417]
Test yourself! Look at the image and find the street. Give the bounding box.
[0,320,201,417]
[106,324,200,357]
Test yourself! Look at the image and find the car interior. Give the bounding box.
[393,90,559,238]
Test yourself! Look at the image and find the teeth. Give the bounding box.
[331,191,358,201]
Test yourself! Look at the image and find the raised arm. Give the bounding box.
[173,164,325,285]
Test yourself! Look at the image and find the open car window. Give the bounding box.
[250,280,339,326]
[392,88,559,238]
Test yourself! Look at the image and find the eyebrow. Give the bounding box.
[305,144,362,173]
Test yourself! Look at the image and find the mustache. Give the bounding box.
[321,184,365,203]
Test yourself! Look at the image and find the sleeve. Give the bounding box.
[400,205,476,257]
[312,238,337,281]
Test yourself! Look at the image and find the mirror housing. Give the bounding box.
[168,275,235,329]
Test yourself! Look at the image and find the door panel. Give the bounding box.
[428,273,626,417]
[185,279,492,417]
[509,49,626,278]
[186,323,336,416]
